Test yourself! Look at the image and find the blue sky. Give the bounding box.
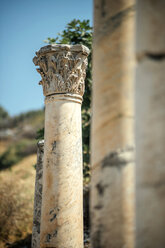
[0,0,92,116]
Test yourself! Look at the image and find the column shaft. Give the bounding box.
[32,140,44,248]
[91,1,135,247]
[135,1,165,247]
[33,44,89,248]
[41,94,83,247]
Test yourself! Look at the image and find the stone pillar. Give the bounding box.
[32,140,44,248]
[91,1,135,248]
[135,1,165,247]
[33,44,89,248]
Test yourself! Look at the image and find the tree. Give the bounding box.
[44,19,92,182]
[0,106,9,120]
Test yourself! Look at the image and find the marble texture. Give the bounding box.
[136,1,165,246]
[33,44,89,248]
[91,0,135,247]
[32,140,44,248]
[136,0,165,54]
[33,44,89,97]
[32,140,90,248]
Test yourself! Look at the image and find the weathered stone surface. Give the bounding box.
[91,0,135,247]
[41,99,83,248]
[33,44,89,97]
[31,140,90,248]
[136,59,165,247]
[32,140,44,248]
[136,0,165,54]
[33,44,89,248]
[135,1,165,247]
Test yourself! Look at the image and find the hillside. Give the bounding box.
[0,154,36,248]
[0,107,44,170]
[0,108,44,141]
[0,106,44,248]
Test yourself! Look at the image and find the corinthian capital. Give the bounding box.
[33,44,90,97]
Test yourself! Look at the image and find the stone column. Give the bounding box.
[135,1,165,247]
[33,44,89,248]
[32,140,44,248]
[91,1,135,248]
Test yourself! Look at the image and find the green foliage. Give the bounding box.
[44,19,92,182]
[0,139,37,170]
[0,106,9,120]
[10,109,44,128]
[0,148,19,170]
[36,127,44,141]
[0,109,44,130]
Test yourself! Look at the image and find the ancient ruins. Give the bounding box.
[32,0,165,247]
[33,44,89,248]
[135,1,165,247]
[91,0,135,247]
[32,140,44,248]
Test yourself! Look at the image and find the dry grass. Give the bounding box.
[0,140,10,155]
[0,154,36,248]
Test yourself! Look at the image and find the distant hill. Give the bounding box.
[0,107,44,140]
[0,106,44,170]
[0,106,44,247]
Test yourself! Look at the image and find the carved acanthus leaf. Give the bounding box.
[33,44,90,97]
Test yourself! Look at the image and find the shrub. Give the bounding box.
[0,106,9,120]
[0,180,33,246]
[0,139,37,170]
